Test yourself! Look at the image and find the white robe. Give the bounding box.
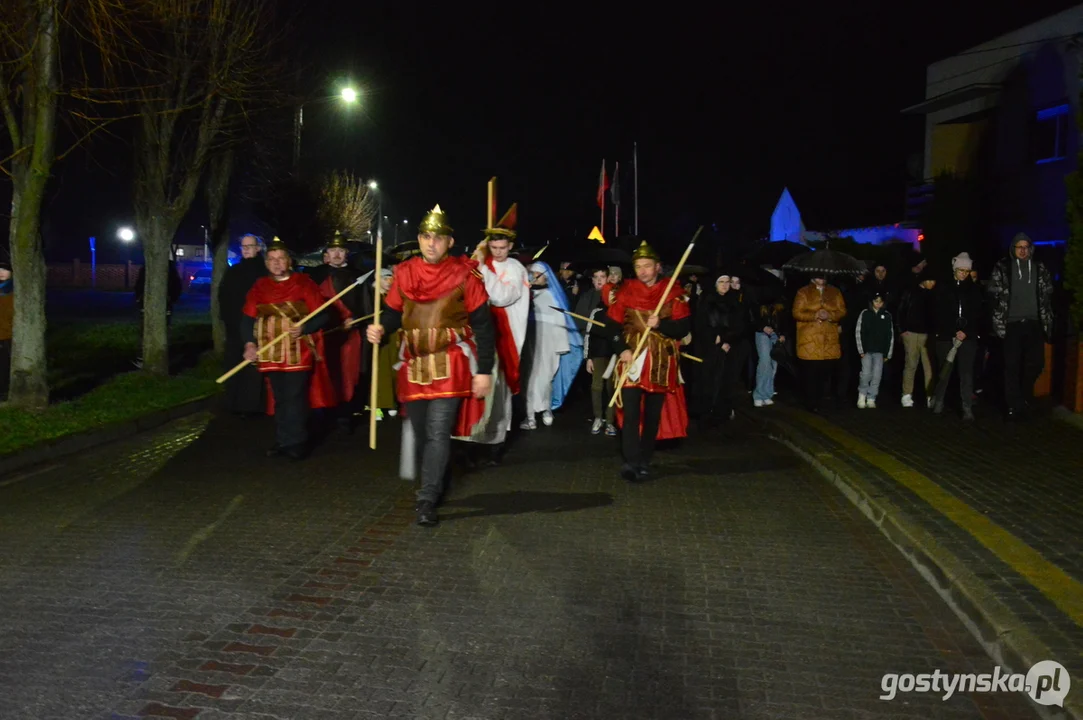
[526,287,571,415]
[453,257,530,444]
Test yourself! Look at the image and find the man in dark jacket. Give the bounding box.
[931,253,984,420]
[987,233,1055,419]
[218,234,268,415]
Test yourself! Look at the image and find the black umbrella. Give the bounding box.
[783,249,867,277]
[387,240,464,260]
[744,240,810,267]
[350,244,397,271]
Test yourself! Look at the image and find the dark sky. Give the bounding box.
[11,0,1083,262]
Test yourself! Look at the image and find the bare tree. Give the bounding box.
[317,170,377,241]
[130,0,278,376]
[0,0,129,409]
[205,148,233,355]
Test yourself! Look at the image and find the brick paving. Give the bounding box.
[0,402,1043,719]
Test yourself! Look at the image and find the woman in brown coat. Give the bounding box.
[791,276,846,411]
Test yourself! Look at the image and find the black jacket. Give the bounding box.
[932,278,984,340]
[218,256,268,329]
[695,290,747,352]
[306,264,366,318]
[896,283,934,334]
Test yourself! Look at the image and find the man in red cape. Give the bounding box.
[242,239,337,460]
[367,205,494,527]
[605,240,691,482]
[307,232,366,433]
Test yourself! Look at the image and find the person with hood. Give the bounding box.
[520,261,583,430]
[931,253,984,420]
[855,291,894,408]
[218,234,269,415]
[987,233,1054,419]
[896,267,936,408]
[792,275,847,412]
[694,273,748,424]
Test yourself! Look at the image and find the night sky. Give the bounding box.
[9,0,1082,263]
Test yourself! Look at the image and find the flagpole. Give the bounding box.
[600,158,606,238]
[614,161,620,237]
[633,143,639,236]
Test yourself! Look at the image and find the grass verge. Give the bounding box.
[0,353,221,458]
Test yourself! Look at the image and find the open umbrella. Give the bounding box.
[677,264,709,277]
[783,249,867,277]
[744,240,810,267]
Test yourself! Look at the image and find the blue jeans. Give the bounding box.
[753,332,778,402]
[859,353,884,400]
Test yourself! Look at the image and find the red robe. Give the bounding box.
[385,255,490,436]
[607,278,690,440]
[316,274,363,404]
[242,272,336,414]
[483,255,522,395]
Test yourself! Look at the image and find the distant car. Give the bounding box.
[187,268,212,293]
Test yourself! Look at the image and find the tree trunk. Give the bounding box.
[139,216,175,376]
[206,150,234,356]
[7,0,60,410]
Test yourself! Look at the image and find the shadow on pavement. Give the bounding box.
[439,490,614,520]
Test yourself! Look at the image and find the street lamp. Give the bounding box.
[118,227,135,242]
[368,180,377,190]
[341,87,358,103]
[293,85,363,174]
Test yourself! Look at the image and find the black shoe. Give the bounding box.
[619,463,638,482]
[636,465,650,481]
[337,417,353,435]
[486,443,504,466]
[265,445,282,457]
[416,501,438,526]
[281,444,308,460]
[1006,407,1019,421]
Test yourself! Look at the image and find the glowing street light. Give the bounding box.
[340,87,358,103]
[118,227,135,242]
[368,180,378,190]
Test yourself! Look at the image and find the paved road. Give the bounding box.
[0,402,1039,719]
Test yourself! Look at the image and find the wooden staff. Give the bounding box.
[325,312,375,335]
[272,304,321,362]
[608,227,702,408]
[552,306,702,362]
[368,232,384,450]
[216,277,366,384]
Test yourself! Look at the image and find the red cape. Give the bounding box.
[608,277,690,440]
[242,273,337,414]
[317,275,363,404]
[484,256,521,395]
[387,255,489,434]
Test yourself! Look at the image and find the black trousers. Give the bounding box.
[268,371,310,449]
[803,359,836,411]
[1003,319,1044,411]
[223,328,265,415]
[620,388,665,467]
[406,397,462,504]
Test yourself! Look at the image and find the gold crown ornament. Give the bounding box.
[266,236,290,253]
[632,240,660,262]
[419,204,454,236]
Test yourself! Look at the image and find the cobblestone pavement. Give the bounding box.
[0,403,1041,719]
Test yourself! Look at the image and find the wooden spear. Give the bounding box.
[216,277,368,384]
[551,306,702,362]
[368,232,384,450]
[607,227,702,407]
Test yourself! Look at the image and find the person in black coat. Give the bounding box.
[931,253,984,420]
[218,234,269,415]
[694,274,749,427]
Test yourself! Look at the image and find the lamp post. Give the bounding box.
[368,180,380,245]
[293,86,361,175]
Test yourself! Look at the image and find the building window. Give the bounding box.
[1033,103,1071,164]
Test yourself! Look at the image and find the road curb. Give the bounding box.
[0,393,219,480]
[745,410,1081,720]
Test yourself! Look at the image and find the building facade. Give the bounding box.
[904,5,1083,265]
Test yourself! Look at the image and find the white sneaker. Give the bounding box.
[857,394,867,409]
[762,398,774,406]
[901,394,914,408]
[754,400,765,407]
[520,417,536,430]
[605,423,617,436]
[927,397,935,409]
[591,418,604,434]
[541,410,554,426]
[866,399,877,409]
[387,409,398,417]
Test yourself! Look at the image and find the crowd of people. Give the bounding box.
[215,212,1058,526]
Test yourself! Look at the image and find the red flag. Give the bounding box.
[596,160,609,208]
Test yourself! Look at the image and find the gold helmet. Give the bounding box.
[632,239,660,262]
[324,231,349,250]
[266,236,290,254]
[419,204,453,236]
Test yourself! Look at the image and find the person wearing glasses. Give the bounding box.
[987,233,1054,420]
[218,234,268,415]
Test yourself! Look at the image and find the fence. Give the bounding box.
[46,260,206,292]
